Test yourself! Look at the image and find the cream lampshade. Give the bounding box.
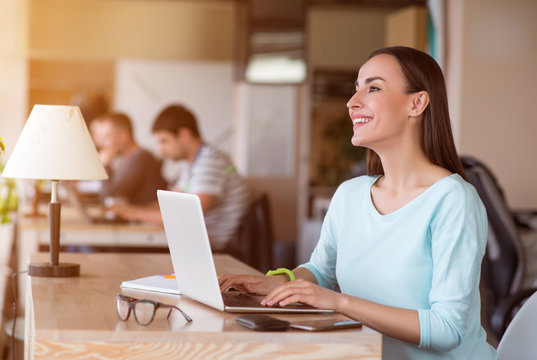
[2,105,108,277]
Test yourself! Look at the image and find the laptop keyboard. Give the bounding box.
[223,292,274,308]
[222,291,320,310]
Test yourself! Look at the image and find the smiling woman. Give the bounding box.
[218,46,498,360]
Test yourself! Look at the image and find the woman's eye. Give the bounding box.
[368,86,380,93]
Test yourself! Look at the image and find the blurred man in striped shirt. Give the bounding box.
[111,104,249,250]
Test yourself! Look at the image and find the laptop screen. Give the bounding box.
[157,190,225,311]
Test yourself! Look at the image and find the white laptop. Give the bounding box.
[157,190,332,313]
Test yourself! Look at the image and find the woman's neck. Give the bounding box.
[374,141,447,191]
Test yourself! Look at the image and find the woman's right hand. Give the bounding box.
[218,273,288,295]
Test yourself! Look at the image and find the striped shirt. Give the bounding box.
[176,145,249,250]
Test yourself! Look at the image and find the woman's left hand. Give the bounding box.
[260,279,340,311]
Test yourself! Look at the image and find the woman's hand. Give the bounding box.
[218,274,288,295]
[260,279,341,310]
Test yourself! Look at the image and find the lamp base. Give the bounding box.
[28,262,80,277]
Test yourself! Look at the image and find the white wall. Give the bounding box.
[447,0,537,209]
[236,84,297,177]
[114,59,235,181]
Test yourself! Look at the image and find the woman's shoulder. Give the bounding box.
[332,175,378,201]
[429,173,485,214]
[338,174,378,190]
[321,175,376,214]
[434,173,478,197]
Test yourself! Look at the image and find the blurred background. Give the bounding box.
[0,0,536,267]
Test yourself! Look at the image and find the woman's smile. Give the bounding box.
[352,116,373,132]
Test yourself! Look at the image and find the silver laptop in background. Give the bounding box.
[64,182,129,225]
[157,190,332,313]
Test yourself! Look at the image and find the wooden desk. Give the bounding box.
[25,253,382,360]
[17,209,166,311]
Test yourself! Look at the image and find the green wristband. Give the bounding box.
[266,268,295,282]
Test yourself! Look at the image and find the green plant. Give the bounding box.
[317,114,367,186]
[0,136,18,223]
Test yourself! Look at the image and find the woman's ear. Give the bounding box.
[409,91,429,117]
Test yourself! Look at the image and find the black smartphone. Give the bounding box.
[235,314,290,331]
[289,318,362,331]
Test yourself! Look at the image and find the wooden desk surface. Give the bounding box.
[17,209,166,313]
[26,253,381,360]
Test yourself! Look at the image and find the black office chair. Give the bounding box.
[460,155,537,342]
[226,193,274,272]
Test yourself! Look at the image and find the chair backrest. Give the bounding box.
[227,193,274,271]
[252,194,274,271]
[497,291,537,359]
[460,156,525,336]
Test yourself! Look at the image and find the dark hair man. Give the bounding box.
[92,112,166,205]
[112,105,249,250]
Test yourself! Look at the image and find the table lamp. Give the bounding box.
[2,105,108,277]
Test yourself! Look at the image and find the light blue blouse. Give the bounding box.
[301,174,497,359]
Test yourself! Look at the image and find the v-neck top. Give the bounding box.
[368,174,455,218]
[301,174,497,359]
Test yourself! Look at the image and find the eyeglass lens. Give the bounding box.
[116,297,131,321]
[134,301,156,325]
[117,296,156,325]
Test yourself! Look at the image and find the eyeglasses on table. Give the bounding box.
[116,294,193,326]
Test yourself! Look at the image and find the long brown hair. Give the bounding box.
[365,46,466,179]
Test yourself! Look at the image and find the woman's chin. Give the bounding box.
[351,136,364,147]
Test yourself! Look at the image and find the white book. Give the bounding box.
[120,275,180,295]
